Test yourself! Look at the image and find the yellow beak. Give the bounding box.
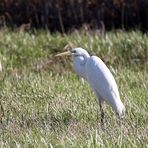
[55,42,74,57]
[55,51,71,57]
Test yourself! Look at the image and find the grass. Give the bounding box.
[0,29,148,147]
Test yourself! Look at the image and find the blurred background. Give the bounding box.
[0,0,148,32]
[0,1,148,147]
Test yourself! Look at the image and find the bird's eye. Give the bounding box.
[71,50,76,53]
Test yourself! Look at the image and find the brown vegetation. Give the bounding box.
[0,0,148,32]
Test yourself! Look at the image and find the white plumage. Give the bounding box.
[56,47,125,124]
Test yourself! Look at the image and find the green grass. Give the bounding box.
[0,30,148,147]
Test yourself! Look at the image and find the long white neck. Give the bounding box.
[73,54,90,79]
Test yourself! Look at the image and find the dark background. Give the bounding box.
[0,0,148,32]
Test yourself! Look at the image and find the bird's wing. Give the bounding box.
[85,56,120,105]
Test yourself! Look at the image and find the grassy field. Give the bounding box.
[0,30,148,147]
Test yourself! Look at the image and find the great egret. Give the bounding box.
[55,46,125,124]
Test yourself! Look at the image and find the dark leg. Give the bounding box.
[99,100,104,127]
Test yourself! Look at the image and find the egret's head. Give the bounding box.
[70,48,90,57]
[55,46,90,58]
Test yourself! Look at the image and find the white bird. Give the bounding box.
[55,46,125,124]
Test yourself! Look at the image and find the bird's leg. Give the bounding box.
[99,100,104,128]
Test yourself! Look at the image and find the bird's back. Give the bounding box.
[85,56,125,116]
